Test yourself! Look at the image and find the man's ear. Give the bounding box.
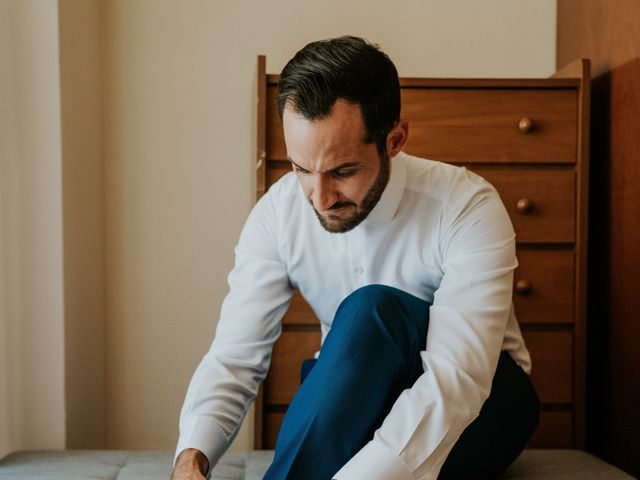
[386,119,409,157]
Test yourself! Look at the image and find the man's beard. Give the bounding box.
[311,152,390,233]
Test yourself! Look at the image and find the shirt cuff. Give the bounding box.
[174,415,229,472]
[332,441,413,480]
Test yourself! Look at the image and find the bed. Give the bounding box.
[0,449,635,479]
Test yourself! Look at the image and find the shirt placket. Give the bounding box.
[347,227,368,290]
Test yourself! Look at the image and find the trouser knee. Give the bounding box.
[329,284,429,361]
[318,285,430,389]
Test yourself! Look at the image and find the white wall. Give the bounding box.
[59,0,107,449]
[101,0,557,452]
[0,0,66,456]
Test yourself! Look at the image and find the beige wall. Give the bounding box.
[59,0,107,449]
[1,0,557,456]
[101,0,557,451]
[0,0,66,456]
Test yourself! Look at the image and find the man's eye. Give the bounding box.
[333,170,356,178]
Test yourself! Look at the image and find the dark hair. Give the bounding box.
[277,36,400,153]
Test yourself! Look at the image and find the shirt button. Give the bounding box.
[354,266,364,275]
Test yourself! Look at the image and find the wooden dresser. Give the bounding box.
[254,56,590,450]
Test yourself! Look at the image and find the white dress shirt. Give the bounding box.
[175,152,531,479]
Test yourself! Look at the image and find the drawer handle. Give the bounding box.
[518,117,536,134]
[515,279,533,296]
[516,197,534,214]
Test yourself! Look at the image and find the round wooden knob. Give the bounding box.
[516,197,534,214]
[518,117,535,134]
[515,279,533,296]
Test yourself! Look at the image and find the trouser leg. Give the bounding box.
[263,284,539,480]
[438,352,539,479]
[295,353,540,480]
[263,284,430,480]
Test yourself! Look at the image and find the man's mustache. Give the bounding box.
[308,199,356,212]
[328,202,356,210]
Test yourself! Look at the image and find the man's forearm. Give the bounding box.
[171,448,209,479]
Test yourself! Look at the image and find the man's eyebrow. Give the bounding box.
[288,158,363,173]
[288,158,309,172]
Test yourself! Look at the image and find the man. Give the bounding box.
[172,36,538,480]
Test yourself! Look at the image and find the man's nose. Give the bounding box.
[311,175,337,212]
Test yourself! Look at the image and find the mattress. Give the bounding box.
[0,449,635,479]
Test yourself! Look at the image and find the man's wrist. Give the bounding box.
[175,448,209,475]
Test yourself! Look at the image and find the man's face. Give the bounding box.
[283,100,389,233]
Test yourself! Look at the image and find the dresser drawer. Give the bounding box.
[266,329,572,406]
[264,326,573,447]
[264,330,321,405]
[266,163,576,244]
[402,89,577,164]
[282,248,577,331]
[282,291,318,325]
[263,412,285,449]
[522,331,573,404]
[277,250,576,328]
[529,411,573,448]
[475,168,576,243]
[266,409,575,450]
[513,249,575,324]
[265,87,578,164]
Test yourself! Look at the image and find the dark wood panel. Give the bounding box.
[523,331,573,404]
[513,249,575,324]
[557,0,640,78]
[584,58,640,472]
[559,2,640,472]
[604,58,640,476]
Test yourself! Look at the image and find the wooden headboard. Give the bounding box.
[254,55,590,451]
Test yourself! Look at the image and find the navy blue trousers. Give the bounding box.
[263,285,539,480]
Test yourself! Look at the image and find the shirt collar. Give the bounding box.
[363,151,407,224]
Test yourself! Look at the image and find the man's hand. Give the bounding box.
[170,448,209,480]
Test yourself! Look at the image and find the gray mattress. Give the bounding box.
[0,449,635,479]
